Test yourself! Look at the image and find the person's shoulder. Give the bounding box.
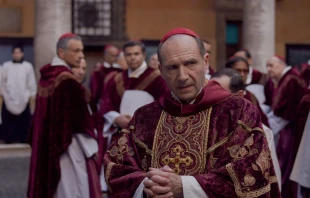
[2,61,12,67]
[133,100,162,118]
[214,94,256,115]
[23,61,33,67]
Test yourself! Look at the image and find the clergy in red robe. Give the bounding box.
[99,40,167,191]
[300,61,310,87]
[226,56,270,127]
[264,55,308,198]
[27,34,101,198]
[104,28,281,198]
[90,45,122,105]
[234,49,269,85]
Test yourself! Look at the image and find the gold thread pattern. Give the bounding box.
[151,108,212,175]
[226,163,271,197]
[105,162,116,192]
[237,120,265,135]
[132,131,152,154]
[108,134,134,164]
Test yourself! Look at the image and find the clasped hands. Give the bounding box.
[143,165,183,198]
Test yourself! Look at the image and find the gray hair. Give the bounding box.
[157,35,206,64]
[56,35,82,55]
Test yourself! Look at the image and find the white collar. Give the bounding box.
[103,61,122,69]
[280,66,292,79]
[127,61,147,78]
[246,66,253,85]
[51,56,70,69]
[308,60,310,65]
[273,66,292,84]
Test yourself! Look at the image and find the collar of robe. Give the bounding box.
[159,80,232,116]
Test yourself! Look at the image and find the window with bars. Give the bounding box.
[73,0,112,36]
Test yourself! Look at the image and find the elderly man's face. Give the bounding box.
[266,56,285,81]
[159,35,208,101]
[72,59,87,83]
[59,39,84,68]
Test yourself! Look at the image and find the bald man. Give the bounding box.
[90,45,122,105]
[264,56,308,198]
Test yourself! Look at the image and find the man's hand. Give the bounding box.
[114,114,131,128]
[143,166,183,198]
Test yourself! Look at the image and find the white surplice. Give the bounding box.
[0,60,37,115]
[290,111,310,188]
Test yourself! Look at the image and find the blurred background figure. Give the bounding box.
[148,52,159,69]
[0,44,36,144]
[72,58,87,83]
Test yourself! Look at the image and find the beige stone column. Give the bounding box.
[242,0,275,73]
[34,0,71,78]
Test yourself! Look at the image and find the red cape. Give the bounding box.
[27,64,98,198]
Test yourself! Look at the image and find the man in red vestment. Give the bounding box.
[90,45,123,105]
[99,40,167,191]
[264,55,308,198]
[234,49,269,85]
[27,34,101,198]
[299,60,310,87]
[104,28,281,198]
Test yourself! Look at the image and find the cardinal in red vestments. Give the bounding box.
[90,45,123,105]
[104,28,281,198]
[226,56,270,127]
[27,34,101,198]
[264,55,308,198]
[234,49,269,85]
[300,61,310,87]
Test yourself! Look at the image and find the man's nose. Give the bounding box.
[178,66,188,81]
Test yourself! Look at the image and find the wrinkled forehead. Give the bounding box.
[160,35,199,59]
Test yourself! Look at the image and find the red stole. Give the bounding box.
[90,65,122,105]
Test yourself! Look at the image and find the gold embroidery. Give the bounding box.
[206,132,233,154]
[120,129,130,134]
[243,174,256,187]
[255,149,270,174]
[162,145,194,174]
[244,134,254,147]
[210,156,218,168]
[142,156,148,171]
[129,125,135,130]
[228,134,258,161]
[269,176,278,184]
[132,131,152,154]
[237,120,265,135]
[151,108,212,175]
[105,162,116,192]
[252,163,259,171]
[226,163,271,197]
[108,134,134,164]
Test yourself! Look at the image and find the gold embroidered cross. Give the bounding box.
[162,145,193,174]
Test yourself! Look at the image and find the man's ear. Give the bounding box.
[236,90,244,98]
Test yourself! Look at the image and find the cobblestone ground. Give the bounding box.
[0,157,29,198]
[0,156,109,198]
